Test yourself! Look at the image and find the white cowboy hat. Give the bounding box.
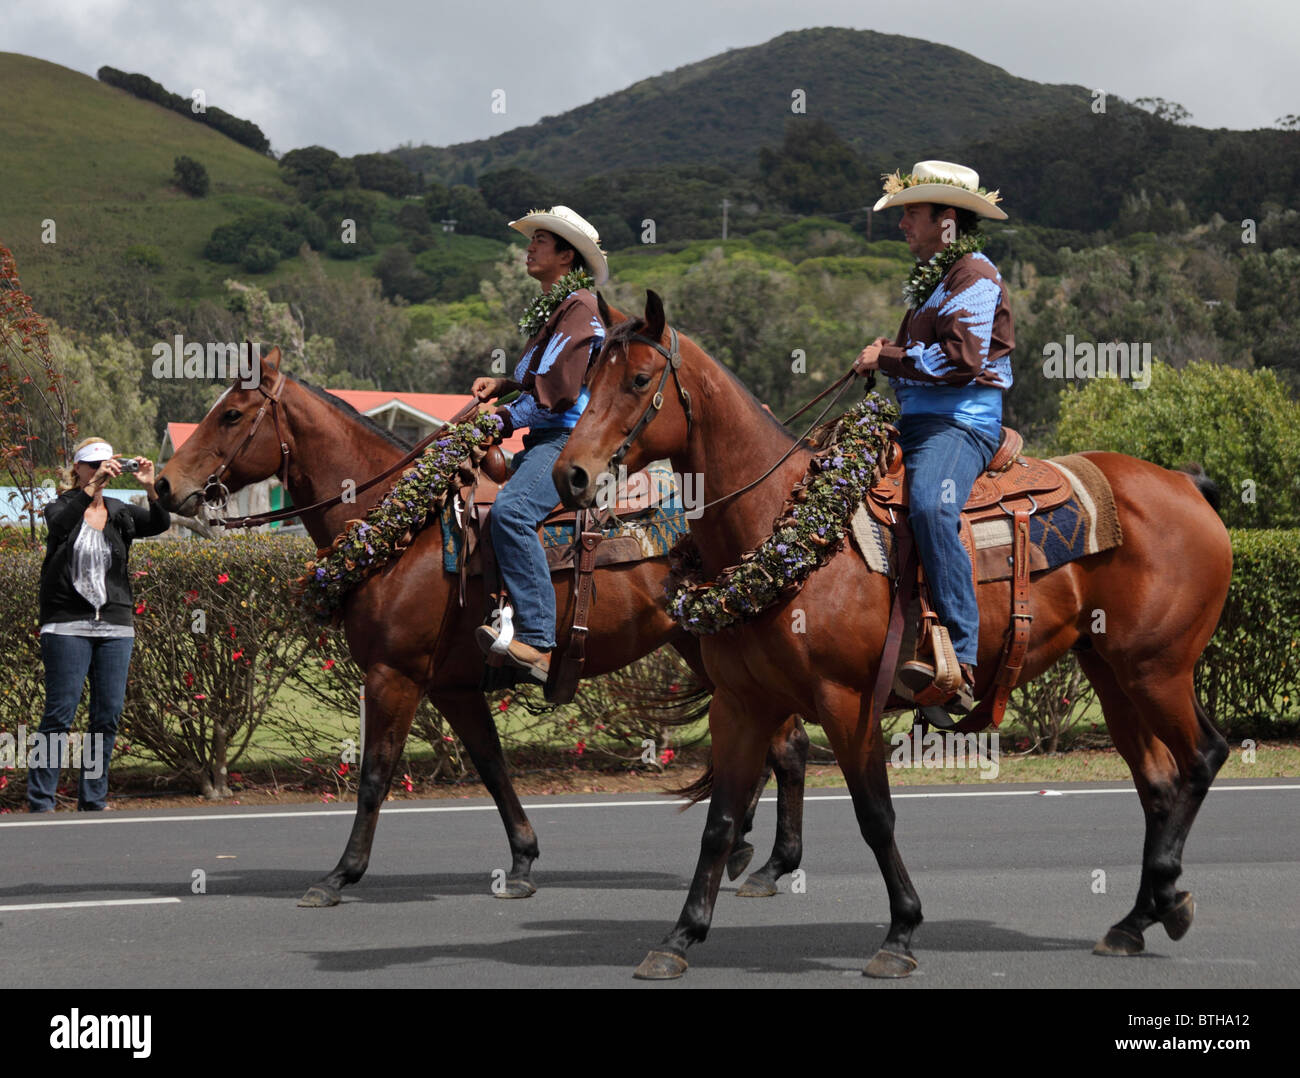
[873,161,1007,221]
[509,205,609,285]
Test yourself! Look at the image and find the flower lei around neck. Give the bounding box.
[517,267,595,339]
[902,232,985,309]
[667,392,899,635]
[294,410,505,623]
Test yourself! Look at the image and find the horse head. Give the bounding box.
[555,290,694,508]
[155,346,293,517]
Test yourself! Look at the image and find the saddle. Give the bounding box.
[456,464,675,707]
[864,426,1073,730]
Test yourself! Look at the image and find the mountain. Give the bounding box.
[0,52,289,306]
[394,27,1089,184]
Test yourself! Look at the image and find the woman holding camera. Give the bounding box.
[31,438,169,812]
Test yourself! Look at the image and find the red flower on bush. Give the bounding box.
[134,601,146,614]
[669,683,681,693]
[497,699,508,712]
[183,671,194,687]
[574,740,586,756]
[337,762,349,776]
[660,748,676,765]
[401,774,414,793]
[193,693,207,701]
[228,625,237,640]
[322,659,335,671]
[216,573,229,584]
[0,775,7,790]
[182,589,199,605]
[231,649,243,661]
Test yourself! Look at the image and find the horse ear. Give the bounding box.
[644,290,666,342]
[262,345,282,372]
[596,291,616,327]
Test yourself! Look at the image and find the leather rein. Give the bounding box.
[200,359,481,530]
[605,326,862,515]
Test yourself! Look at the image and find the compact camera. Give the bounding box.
[114,457,141,472]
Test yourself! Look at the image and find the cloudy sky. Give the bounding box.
[4,0,1295,156]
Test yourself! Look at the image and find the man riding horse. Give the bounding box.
[471,206,608,680]
[853,161,1013,719]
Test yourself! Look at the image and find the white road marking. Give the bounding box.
[0,897,182,912]
[0,784,1293,827]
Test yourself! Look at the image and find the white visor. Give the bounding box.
[73,442,114,464]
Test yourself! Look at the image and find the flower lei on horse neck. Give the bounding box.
[294,410,504,623]
[517,267,595,339]
[668,391,899,635]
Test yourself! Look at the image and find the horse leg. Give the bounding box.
[725,760,770,884]
[736,716,809,897]
[1079,651,1228,955]
[430,688,540,898]
[817,682,924,978]
[633,692,782,980]
[299,664,421,907]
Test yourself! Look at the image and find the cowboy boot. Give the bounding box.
[475,624,551,682]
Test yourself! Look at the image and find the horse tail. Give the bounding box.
[672,754,714,806]
[1175,462,1220,512]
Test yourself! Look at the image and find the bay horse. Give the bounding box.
[553,291,1233,980]
[155,349,810,906]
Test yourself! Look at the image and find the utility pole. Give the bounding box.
[721,198,730,241]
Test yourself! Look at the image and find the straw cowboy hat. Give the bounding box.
[509,205,609,285]
[873,160,1007,221]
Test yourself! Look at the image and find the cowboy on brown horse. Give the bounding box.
[471,206,609,681]
[854,161,1013,719]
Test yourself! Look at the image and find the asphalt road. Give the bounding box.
[1,780,1296,989]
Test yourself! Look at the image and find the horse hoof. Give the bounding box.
[633,950,689,980]
[726,841,755,881]
[494,878,537,899]
[863,948,918,979]
[297,885,341,908]
[736,874,778,898]
[1093,926,1145,956]
[1161,891,1195,941]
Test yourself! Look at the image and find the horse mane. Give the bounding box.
[295,376,414,451]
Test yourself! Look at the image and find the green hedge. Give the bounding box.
[1,527,1295,801]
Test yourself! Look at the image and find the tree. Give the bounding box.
[173,155,210,197]
[1050,361,1300,529]
[758,119,870,215]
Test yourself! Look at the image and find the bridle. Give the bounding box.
[201,357,291,521]
[606,327,694,467]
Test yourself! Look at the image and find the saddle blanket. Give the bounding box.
[851,452,1124,581]
[440,461,690,575]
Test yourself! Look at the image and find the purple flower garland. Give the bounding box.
[668,392,898,634]
[295,411,503,622]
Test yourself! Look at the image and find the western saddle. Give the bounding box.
[863,425,1073,730]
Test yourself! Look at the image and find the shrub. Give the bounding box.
[172,155,209,197]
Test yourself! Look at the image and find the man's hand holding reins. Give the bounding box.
[854,337,891,376]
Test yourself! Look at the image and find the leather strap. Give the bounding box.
[986,508,1033,727]
[870,522,915,730]
[550,512,602,705]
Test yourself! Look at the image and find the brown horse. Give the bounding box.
[553,291,1233,980]
[155,350,811,906]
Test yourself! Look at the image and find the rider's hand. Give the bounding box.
[135,458,157,487]
[472,377,503,402]
[853,343,883,375]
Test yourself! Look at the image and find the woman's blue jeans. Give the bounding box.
[489,427,570,650]
[29,633,132,811]
[897,415,999,665]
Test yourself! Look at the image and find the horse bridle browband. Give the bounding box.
[607,327,694,467]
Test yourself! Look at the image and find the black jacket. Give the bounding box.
[38,488,171,627]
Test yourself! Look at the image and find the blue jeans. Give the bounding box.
[29,633,132,811]
[489,427,570,649]
[898,415,999,665]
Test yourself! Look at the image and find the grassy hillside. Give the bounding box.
[0,52,294,304]
[397,27,1087,183]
